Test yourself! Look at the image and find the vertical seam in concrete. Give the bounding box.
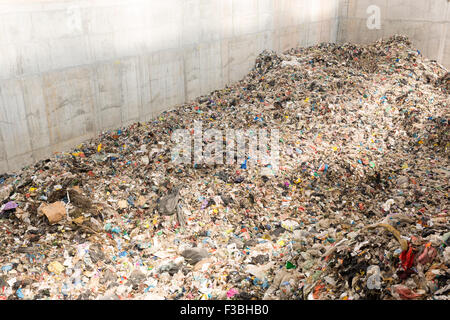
[437,2,448,65]
[0,86,8,172]
[305,0,309,47]
[134,56,140,122]
[92,61,101,133]
[274,0,279,52]
[137,55,144,120]
[182,50,187,104]
[20,78,34,163]
[148,54,153,120]
[118,61,124,127]
[336,0,349,44]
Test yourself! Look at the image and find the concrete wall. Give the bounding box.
[338,0,450,68]
[0,0,340,174]
[2,0,449,175]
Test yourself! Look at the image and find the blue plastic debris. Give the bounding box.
[1,264,12,272]
[16,288,24,299]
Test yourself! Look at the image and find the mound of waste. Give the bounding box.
[0,35,448,300]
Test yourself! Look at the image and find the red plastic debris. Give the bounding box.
[399,246,415,270]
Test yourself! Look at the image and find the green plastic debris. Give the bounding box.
[286,261,296,269]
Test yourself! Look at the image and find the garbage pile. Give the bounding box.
[0,35,448,300]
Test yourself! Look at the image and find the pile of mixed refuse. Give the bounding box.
[0,35,448,300]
